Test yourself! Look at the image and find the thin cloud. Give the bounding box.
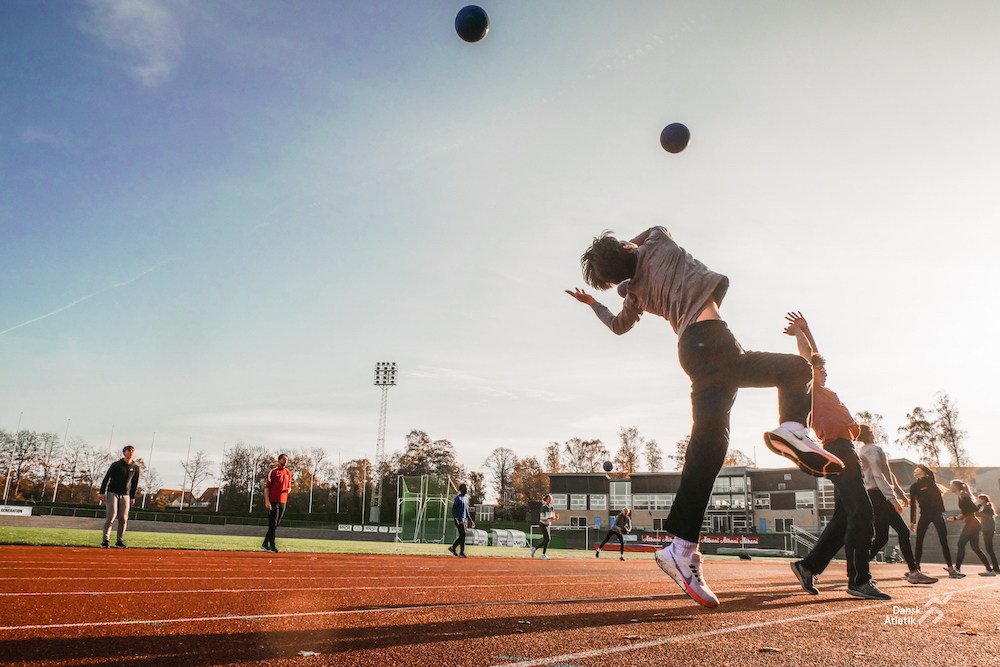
[81,0,185,87]
[0,260,173,337]
[19,128,61,146]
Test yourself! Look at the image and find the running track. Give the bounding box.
[1,545,998,666]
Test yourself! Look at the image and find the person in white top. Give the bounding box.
[858,425,937,584]
[531,494,559,560]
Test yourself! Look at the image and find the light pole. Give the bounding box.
[370,362,397,524]
[180,437,191,510]
[142,432,155,509]
[3,412,24,503]
[51,419,70,502]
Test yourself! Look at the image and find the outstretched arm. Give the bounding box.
[565,288,596,305]
[566,288,642,335]
[783,311,818,360]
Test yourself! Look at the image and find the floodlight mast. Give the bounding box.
[370,362,397,523]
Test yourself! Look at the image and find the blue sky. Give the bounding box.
[3,1,999,498]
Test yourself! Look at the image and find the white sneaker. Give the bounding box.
[530,546,536,558]
[540,554,550,560]
[764,423,844,478]
[655,543,719,609]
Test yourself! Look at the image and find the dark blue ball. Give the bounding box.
[455,5,490,43]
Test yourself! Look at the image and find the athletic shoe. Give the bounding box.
[946,566,965,578]
[101,540,110,549]
[846,582,891,601]
[448,545,458,557]
[540,554,550,560]
[978,570,997,577]
[270,545,279,553]
[764,423,844,478]
[114,541,127,549]
[261,542,270,551]
[530,546,536,558]
[655,544,719,609]
[620,556,625,561]
[459,553,467,558]
[791,560,819,595]
[905,571,938,584]
[595,549,600,558]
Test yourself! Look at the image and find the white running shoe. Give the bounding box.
[540,554,550,560]
[531,546,536,558]
[765,423,844,478]
[655,543,719,609]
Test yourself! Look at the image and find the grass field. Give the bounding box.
[0,525,630,558]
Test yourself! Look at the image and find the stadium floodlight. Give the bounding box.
[370,362,397,523]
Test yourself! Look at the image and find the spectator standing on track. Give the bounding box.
[448,483,475,558]
[783,313,889,601]
[596,507,632,561]
[977,494,999,574]
[567,228,840,609]
[532,493,558,561]
[947,480,992,575]
[99,445,140,549]
[909,464,958,577]
[262,453,291,553]
[858,426,937,584]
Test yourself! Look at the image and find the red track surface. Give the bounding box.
[2,545,999,666]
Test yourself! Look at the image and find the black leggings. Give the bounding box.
[982,519,999,571]
[956,520,990,570]
[538,524,551,554]
[914,513,952,569]
[868,490,916,571]
[599,530,625,554]
[451,522,467,555]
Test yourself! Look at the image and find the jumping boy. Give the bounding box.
[567,227,843,608]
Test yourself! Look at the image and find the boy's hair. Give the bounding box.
[278,453,288,460]
[951,479,972,495]
[810,353,826,371]
[458,483,468,494]
[122,445,135,454]
[581,231,635,290]
[857,424,873,444]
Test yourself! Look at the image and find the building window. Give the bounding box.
[818,478,835,510]
[730,494,747,510]
[711,495,731,509]
[632,494,650,510]
[795,491,814,509]
[820,515,832,528]
[571,494,587,510]
[550,494,568,510]
[775,518,794,532]
[610,481,631,510]
[783,473,792,481]
[754,493,771,510]
[652,518,668,531]
[713,477,731,493]
[475,505,494,522]
[590,494,607,510]
[777,483,786,490]
[654,494,674,510]
[569,516,588,527]
[730,476,746,493]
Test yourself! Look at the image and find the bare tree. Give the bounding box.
[483,447,519,518]
[934,391,971,469]
[563,438,608,473]
[643,439,663,472]
[723,448,755,467]
[543,443,564,473]
[613,427,643,473]
[896,406,941,466]
[181,450,213,505]
[667,435,690,471]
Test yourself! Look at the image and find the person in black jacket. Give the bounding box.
[99,446,141,548]
[909,464,957,577]
[977,494,999,574]
[596,508,632,561]
[947,479,991,575]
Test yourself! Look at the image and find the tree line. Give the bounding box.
[1,390,973,519]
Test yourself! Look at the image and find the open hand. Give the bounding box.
[783,311,807,336]
[566,288,596,305]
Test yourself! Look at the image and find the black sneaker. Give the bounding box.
[791,560,818,595]
[101,540,110,549]
[448,545,458,556]
[270,545,279,553]
[459,553,467,558]
[261,542,270,552]
[619,556,625,561]
[847,582,891,601]
[114,541,127,549]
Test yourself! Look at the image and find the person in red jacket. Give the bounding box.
[262,453,292,553]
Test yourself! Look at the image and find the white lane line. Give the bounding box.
[0,579,662,597]
[488,581,1000,667]
[0,592,675,631]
